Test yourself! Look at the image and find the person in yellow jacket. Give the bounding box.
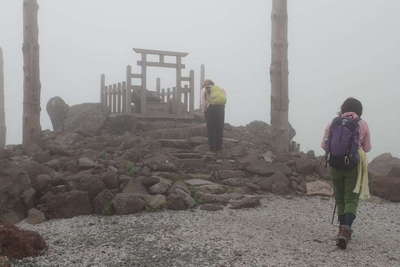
[201,80,227,153]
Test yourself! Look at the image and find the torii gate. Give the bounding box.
[101,48,198,117]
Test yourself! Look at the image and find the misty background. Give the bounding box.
[0,0,399,159]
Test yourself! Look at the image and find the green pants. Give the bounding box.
[331,167,360,216]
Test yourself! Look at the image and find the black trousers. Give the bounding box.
[206,105,225,151]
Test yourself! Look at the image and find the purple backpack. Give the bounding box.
[327,116,360,169]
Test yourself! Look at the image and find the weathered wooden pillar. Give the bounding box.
[100,74,105,106]
[270,0,289,153]
[156,77,161,96]
[122,81,127,113]
[175,57,182,114]
[23,0,42,149]
[126,65,132,113]
[200,64,205,110]
[189,70,194,113]
[0,47,6,148]
[140,53,147,114]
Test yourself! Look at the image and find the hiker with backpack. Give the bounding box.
[201,80,227,153]
[321,97,372,250]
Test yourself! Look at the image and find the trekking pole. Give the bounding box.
[331,203,336,225]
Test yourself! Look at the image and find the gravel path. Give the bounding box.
[15,195,400,267]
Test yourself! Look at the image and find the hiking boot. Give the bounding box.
[336,225,351,249]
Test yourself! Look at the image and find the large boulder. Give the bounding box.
[112,193,146,215]
[372,176,400,202]
[0,167,32,224]
[64,103,109,136]
[39,190,93,219]
[93,189,115,215]
[306,180,333,197]
[256,172,291,194]
[0,224,47,260]
[46,96,69,132]
[369,153,400,177]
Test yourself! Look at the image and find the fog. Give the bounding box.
[0,0,399,159]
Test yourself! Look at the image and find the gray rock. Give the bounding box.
[26,208,46,225]
[195,184,227,194]
[147,194,167,210]
[185,179,216,186]
[112,193,146,215]
[46,96,69,132]
[78,157,97,169]
[199,203,224,211]
[369,153,400,177]
[100,172,119,190]
[306,180,333,197]
[256,172,291,194]
[79,176,106,200]
[167,187,196,211]
[31,174,51,193]
[93,189,115,215]
[40,190,92,219]
[64,103,108,136]
[22,188,36,209]
[123,178,148,196]
[372,176,400,202]
[230,197,261,209]
[149,178,172,195]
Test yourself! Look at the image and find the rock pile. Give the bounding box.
[0,103,336,225]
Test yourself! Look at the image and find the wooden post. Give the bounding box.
[156,77,161,97]
[126,65,132,113]
[140,53,147,114]
[0,47,6,148]
[112,84,117,113]
[100,74,105,104]
[167,88,171,102]
[161,89,165,103]
[107,85,112,112]
[189,70,195,113]
[200,64,205,110]
[184,85,189,112]
[270,0,289,153]
[122,81,127,113]
[175,57,182,114]
[22,0,42,149]
[117,83,122,113]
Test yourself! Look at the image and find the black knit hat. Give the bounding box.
[341,97,363,117]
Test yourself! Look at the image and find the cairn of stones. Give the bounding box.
[270,0,290,153]
[0,47,6,148]
[22,0,42,150]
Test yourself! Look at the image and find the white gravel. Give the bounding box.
[15,195,400,267]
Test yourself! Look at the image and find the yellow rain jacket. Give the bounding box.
[208,86,227,105]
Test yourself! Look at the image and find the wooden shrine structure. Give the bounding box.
[101,48,204,118]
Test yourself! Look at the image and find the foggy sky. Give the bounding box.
[0,0,399,159]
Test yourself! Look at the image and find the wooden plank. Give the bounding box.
[130,73,142,79]
[133,48,189,57]
[137,61,186,69]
